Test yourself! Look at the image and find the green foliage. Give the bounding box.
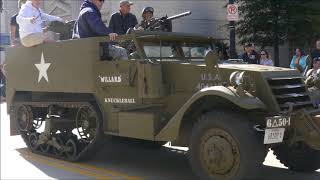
[236,0,320,48]
[235,0,320,66]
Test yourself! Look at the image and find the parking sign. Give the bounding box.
[227,4,239,21]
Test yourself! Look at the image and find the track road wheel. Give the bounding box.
[52,136,65,157]
[65,138,78,161]
[39,143,51,153]
[29,132,39,152]
[76,105,99,143]
[272,142,320,172]
[73,102,104,161]
[188,111,265,180]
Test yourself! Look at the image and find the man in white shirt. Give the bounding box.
[17,0,65,47]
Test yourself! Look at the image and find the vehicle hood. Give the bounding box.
[218,64,302,78]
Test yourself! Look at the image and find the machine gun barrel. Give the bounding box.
[167,11,192,21]
[147,11,192,32]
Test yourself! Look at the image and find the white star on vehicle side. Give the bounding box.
[35,52,51,83]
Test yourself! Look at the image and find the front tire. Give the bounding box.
[272,142,320,172]
[188,111,265,180]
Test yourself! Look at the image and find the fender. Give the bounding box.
[155,86,266,141]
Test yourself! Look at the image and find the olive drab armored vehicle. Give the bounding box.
[4,30,320,179]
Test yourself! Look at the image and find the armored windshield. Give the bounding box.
[137,36,214,61]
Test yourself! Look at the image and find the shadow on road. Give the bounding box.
[16,138,320,180]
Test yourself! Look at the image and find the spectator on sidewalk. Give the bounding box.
[239,43,260,64]
[259,50,273,66]
[290,48,309,74]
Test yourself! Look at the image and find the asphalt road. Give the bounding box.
[1,103,319,180]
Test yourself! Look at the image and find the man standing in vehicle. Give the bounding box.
[135,7,155,31]
[109,0,138,35]
[73,0,128,60]
[17,0,65,47]
[10,0,27,47]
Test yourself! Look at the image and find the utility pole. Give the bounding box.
[229,0,237,59]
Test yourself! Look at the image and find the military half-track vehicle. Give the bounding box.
[5,31,320,179]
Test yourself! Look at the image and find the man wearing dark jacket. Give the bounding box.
[109,0,138,35]
[239,43,260,64]
[73,0,128,60]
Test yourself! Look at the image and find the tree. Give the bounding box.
[286,1,320,53]
[236,0,320,66]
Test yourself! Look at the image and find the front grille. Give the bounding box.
[267,76,314,111]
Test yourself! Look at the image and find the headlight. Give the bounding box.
[230,71,245,87]
[229,71,255,95]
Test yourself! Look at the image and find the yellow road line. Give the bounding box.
[73,162,142,180]
[18,148,142,180]
[20,152,116,180]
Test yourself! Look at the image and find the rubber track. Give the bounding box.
[15,102,105,162]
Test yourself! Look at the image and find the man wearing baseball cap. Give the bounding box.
[109,0,138,35]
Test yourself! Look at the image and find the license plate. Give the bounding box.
[264,128,285,144]
[266,116,291,128]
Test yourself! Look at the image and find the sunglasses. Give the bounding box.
[99,0,105,2]
[260,53,266,55]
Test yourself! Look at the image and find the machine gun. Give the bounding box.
[146,11,192,32]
